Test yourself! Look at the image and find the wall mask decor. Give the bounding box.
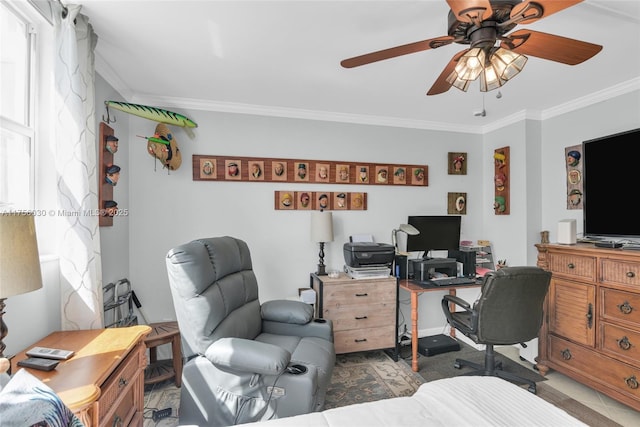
[493,146,510,215]
[193,155,428,186]
[565,144,583,210]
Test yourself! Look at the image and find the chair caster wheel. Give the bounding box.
[454,361,461,369]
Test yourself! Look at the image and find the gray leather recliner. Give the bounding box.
[166,236,335,426]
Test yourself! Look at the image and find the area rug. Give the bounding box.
[412,340,546,384]
[142,350,423,426]
[143,347,620,426]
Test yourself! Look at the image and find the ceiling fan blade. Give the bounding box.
[341,36,455,68]
[446,0,493,23]
[502,29,602,65]
[427,50,468,96]
[510,0,583,25]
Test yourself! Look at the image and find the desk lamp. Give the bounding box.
[0,214,43,357]
[392,223,420,253]
[310,210,334,275]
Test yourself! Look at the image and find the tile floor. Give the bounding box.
[496,346,640,427]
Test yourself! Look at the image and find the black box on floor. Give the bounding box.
[418,334,460,357]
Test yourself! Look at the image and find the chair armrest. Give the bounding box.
[442,294,471,310]
[204,337,291,375]
[441,295,478,335]
[261,300,313,324]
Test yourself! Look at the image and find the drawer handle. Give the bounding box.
[617,336,632,351]
[624,375,639,390]
[627,271,636,278]
[560,349,572,360]
[618,301,634,315]
[354,338,368,343]
[355,293,368,297]
[567,263,575,269]
[112,415,123,427]
[355,315,368,320]
[118,377,128,388]
[586,303,593,329]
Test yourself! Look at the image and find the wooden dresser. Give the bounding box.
[310,273,397,354]
[11,325,151,427]
[536,243,640,410]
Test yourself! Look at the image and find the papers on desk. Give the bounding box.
[345,265,391,279]
[476,267,493,277]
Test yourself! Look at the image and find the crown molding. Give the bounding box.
[540,78,640,121]
[95,52,133,100]
[128,94,483,134]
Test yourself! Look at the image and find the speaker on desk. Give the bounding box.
[450,250,476,278]
[395,254,408,279]
[557,219,577,245]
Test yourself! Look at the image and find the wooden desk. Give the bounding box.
[399,280,481,372]
[11,325,151,427]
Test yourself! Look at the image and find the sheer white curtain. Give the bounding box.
[54,3,103,329]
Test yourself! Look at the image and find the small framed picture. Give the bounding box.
[350,193,366,210]
[248,160,264,181]
[448,192,467,215]
[295,162,309,182]
[199,158,216,179]
[333,192,348,210]
[411,167,426,185]
[225,160,241,180]
[271,161,287,181]
[393,167,407,184]
[336,164,350,183]
[315,163,330,183]
[276,191,294,210]
[375,166,388,184]
[448,152,467,175]
[297,191,312,210]
[316,192,330,210]
[356,165,369,183]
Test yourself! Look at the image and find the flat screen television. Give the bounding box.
[583,128,640,238]
[406,215,461,258]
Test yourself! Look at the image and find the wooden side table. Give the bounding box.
[11,325,151,427]
[144,321,182,387]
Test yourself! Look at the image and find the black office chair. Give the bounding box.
[441,266,551,393]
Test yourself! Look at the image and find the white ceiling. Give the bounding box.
[78,0,640,133]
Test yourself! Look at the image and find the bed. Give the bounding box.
[239,376,587,426]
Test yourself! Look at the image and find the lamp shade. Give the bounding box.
[310,211,334,243]
[398,224,420,236]
[0,214,43,298]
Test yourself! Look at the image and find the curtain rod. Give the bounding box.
[57,0,68,18]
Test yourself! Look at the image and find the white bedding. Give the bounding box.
[241,376,587,426]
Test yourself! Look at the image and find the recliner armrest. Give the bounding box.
[205,337,291,375]
[263,318,334,342]
[261,300,314,324]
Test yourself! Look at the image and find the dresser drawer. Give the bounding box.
[601,259,640,287]
[322,281,395,308]
[601,322,640,366]
[601,287,640,327]
[334,325,395,354]
[323,301,395,331]
[98,346,140,425]
[548,253,596,281]
[549,335,640,402]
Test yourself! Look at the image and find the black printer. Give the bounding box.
[343,242,395,268]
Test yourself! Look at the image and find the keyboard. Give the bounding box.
[414,277,477,287]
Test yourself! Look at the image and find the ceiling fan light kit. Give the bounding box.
[341,0,602,96]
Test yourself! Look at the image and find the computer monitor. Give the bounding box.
[406,215,461,259]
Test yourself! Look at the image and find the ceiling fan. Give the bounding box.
[340,0,603,95]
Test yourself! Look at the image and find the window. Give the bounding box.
[0,1,36,210]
